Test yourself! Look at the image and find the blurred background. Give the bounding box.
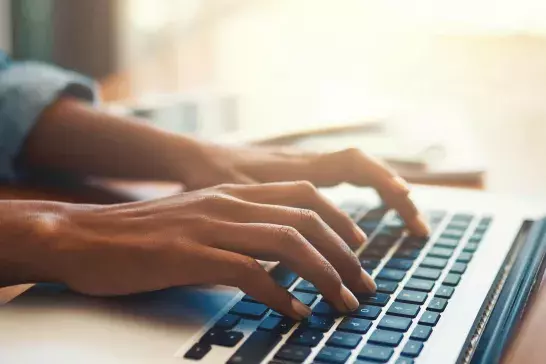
[3,0,546,198]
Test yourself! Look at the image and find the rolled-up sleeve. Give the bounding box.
[0,58,98,181]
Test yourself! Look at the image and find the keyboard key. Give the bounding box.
[443,273,461,286]
[419,311,441,326]
[405,278,434,292]
[216,331,244,347]
[184,342,211,360]
[356,292,391,306]
[360,259,380,269]
[442,229,464,240]
[385,258,414,271]
[313,301,341,317]
[411,325,433,341]
[200,328,225,344]
[378,315,412,332]
[351,304,382,320]
[413,267,442,281]
[337,317,372,334]
[435,285,455,299]
[447,220,470,230]
[428,298,448,312]
[316,347,352,363]
[452,213,474,222]
[360,246,389,259]
[242,294,259,303]
[450,262,467,274]
[435,237,459,249]
[294,280,318,293]
[464,242,479,253]
[396,290,428,305]
[468,235,483,243]
[215,314,241,330]
[292,291,318,306]
[376,280,399,294]
[230,301,269,319]
[258,316,283,332]
[373,234,399,247]
[428,247,454,259]
[270,265,298,288]
[228,331,281,364]
[457,252,473,263]
[278,317,296,334]
[401,340,424,357]
[274,344,311,363]
[301,316,335,332]
[288,329,324,347]
[377,268,406,282]
[326,331,362,349]
[421,257,448,269]
[368,329,404,347]
[358,344,394,362]
[387,302,420,318]
[396,358,415,364]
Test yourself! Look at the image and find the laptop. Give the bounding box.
[1,184,545,364]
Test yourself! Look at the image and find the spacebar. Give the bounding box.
[227,331,281,364]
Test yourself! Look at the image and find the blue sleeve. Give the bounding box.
[0,57,98,182]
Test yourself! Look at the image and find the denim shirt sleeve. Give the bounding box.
[0,53,98,182]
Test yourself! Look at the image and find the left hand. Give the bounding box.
[178,142,429,237]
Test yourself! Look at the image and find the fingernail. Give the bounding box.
[290,297,312,319]
[340,285,359,311]
[360,268,377,292]
[390,176,410,194]
[353,225,367,246]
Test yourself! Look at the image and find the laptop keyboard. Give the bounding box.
[184,202,492,363]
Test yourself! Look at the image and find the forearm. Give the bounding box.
[0,200,67,286]
[20,97,204,182]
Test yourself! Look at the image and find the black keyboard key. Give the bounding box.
[200,328,225,344]
[230,301,269,319]
[376,280,399,294]
[421,257,448,269]
[361,246,389,259]
[378,315,412,332]
[358,344,394,362]
[464,242,479,252]
[184,342,211,360]
[385,258,414,271]
[301,316,335,332]
[216,331,244,347]
[274,344,311,363]
[435,237,459,249]
[313,301,340,317]
[441,229,464,240]
[447,219,470,230]
[457,252,473,263]
[450,262,467,274]
[401,340,424,357]
[396,290,428,305]
[258,316,283,332]
[419,311,441,326]
[215,314,241,330]
[395,358,415,364]
[453,213,473,222]
[358,221,380,235]
[372,234,399,247]
[292,291,317,306]
[377,268,406,282]
[428,298,448,312]
[360,259,380,269]
[368,329,404,347]
[337,317,372,334]
[387,302,420,318]
[228,331,281,364]
[405,278,434,292]
[288,329,324,347]
[428,247,454,259]
[294,280,318,293]
[411,325,433,341]
[270,265,298,288]
[351,304,382,320]
[443,273,461,286]
[393,248,421,260]
[468,234,483,243]
[316,347,352,363]
[327,331,362,349]
[413,267,442,281]
[278,317,296,334]
[356,292,391,306]
[242,294,259,303]
[435,285,455,299]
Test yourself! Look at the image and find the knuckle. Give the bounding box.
[297,208,322,226]
[216,183,238,193]
[294,180,318,195]
[274,225,303,245]
[234,256,263,278]
[202,193,237,207]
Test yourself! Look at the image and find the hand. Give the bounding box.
[47,182,376,320]
[180,143,429,236]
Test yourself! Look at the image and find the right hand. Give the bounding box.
[45,181,377,320]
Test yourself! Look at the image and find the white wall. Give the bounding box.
[0,0,11,52]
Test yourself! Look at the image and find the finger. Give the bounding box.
[221,181,367,249]
[199,221,361,313]
[172,242,311,320]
